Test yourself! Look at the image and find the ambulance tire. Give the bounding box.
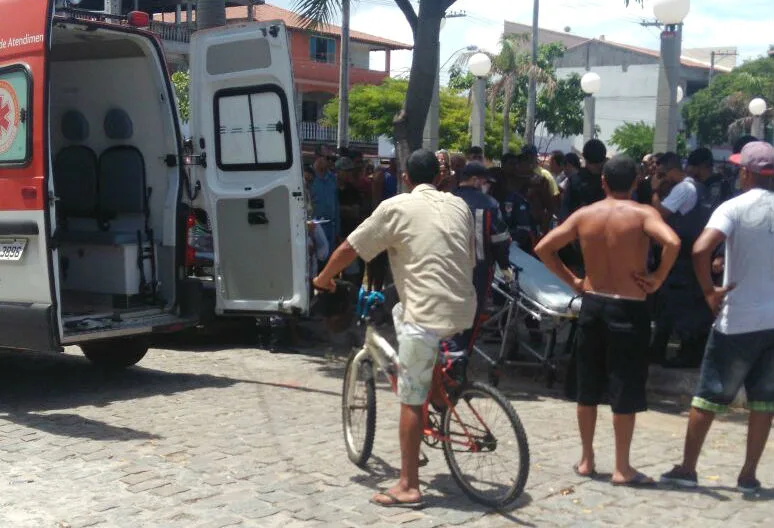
[81,338,149,369]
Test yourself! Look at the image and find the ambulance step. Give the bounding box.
[62,312,195,344]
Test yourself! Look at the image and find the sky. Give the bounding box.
[273,0,773,85]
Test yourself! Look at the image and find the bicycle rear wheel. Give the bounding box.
[441,381,529,508]
[342,350,377,467]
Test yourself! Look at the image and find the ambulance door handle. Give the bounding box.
[247,212,268,225]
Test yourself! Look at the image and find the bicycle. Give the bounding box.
[341,288,530,508]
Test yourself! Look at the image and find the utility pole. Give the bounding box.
[524,0,539,146]
[422,11,466,151]
[337,0,351,150]
[709,50,737,85]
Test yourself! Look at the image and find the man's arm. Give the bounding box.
[534,212,583,293]
[693,228,732,315]
[634,208,681,293]
[313,241,359,291]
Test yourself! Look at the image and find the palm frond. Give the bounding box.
[293,0,342,30]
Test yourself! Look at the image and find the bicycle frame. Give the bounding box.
[345,321,495,452]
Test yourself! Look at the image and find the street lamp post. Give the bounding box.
[469,53,492,149]
[652,0,690,153]
[749,97,767,139]
[581,72,601,144]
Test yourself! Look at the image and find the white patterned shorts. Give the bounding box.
[397,334,438,405]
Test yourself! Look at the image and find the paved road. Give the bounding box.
[0,330,771,527]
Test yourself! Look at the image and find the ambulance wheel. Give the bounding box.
[81,338,149,369]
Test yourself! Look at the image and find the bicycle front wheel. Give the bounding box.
[441,381,530,508]
[342,350,377,467]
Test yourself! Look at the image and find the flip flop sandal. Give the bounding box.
[370,491,425,510]
[611,472,657,488]
[573,463,597,478]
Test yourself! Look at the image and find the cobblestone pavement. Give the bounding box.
[0,329,772,528]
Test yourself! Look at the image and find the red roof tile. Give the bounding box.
[166,3,412,50]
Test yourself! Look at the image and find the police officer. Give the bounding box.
[441,162,513,379]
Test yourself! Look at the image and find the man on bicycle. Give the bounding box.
[442,162,513,382]
[313,149,476,509]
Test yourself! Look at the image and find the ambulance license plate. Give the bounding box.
[0,239,27,261]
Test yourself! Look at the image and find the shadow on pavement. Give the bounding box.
[0,348,244,441]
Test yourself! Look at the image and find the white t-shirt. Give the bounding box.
[662,176,698,215]
[706,188,774,335]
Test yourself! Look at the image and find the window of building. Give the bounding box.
[214,85,292,171]
[0,66,31,165]
[310,36,336,64]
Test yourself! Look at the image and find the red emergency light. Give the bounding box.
[127,11,150,28]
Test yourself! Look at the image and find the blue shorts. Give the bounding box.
[693,328,774,413]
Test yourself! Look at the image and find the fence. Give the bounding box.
[300,122,377,145]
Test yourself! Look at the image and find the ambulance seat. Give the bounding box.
[54,110,99,221]
[57,109,153,297]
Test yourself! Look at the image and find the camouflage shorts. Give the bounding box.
[396,334,438,406]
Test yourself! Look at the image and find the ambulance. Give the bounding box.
[0,2,309,367]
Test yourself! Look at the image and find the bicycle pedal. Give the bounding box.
[418,452,429,467]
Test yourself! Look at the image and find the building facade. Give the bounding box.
[504,22,735,156]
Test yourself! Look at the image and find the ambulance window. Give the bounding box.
[214,85,292,171]
[0,66,31,165]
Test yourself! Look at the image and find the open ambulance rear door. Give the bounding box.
[189,22,309,316]
[0,0,60,351]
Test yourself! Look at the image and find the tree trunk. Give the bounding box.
[197,0,226,31]
[392,0,443,182]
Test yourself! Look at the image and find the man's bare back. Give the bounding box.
[575,200,655,299]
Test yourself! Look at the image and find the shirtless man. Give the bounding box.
[535,155,680,486]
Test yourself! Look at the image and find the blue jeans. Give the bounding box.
[693,328,774,413]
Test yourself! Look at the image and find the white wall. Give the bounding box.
[557,64,660,155]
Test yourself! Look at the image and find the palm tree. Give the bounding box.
[722,73,773,142]
[457,34,556,155]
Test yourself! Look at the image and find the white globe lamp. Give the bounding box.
[676,85,684,103]
[581,72,601,95]
[653,0,690,25]
[749,98,767,116]
[468,53,492,78]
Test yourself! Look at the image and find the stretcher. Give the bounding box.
[473,244,582,387]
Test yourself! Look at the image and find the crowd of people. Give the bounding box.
[306,133,774,504]
[305,137,761,368]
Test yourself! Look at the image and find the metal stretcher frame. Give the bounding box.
[472,267,581,388]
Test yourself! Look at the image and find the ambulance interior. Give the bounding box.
[49,22,181,332]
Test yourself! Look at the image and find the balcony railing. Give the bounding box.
[300,122,377,145]
[149,20,194,44]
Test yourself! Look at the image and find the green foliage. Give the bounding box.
[536,74,584,138]
[610,121,654,161]
[322,78,406,139]
[610,121,688,159]
[448,65,475,92]
[322,77,513,156]
[682,57,774,145]
[485,114,523,159]
[171,71,190,123]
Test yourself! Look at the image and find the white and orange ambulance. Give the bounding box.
[0,2,309,367]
